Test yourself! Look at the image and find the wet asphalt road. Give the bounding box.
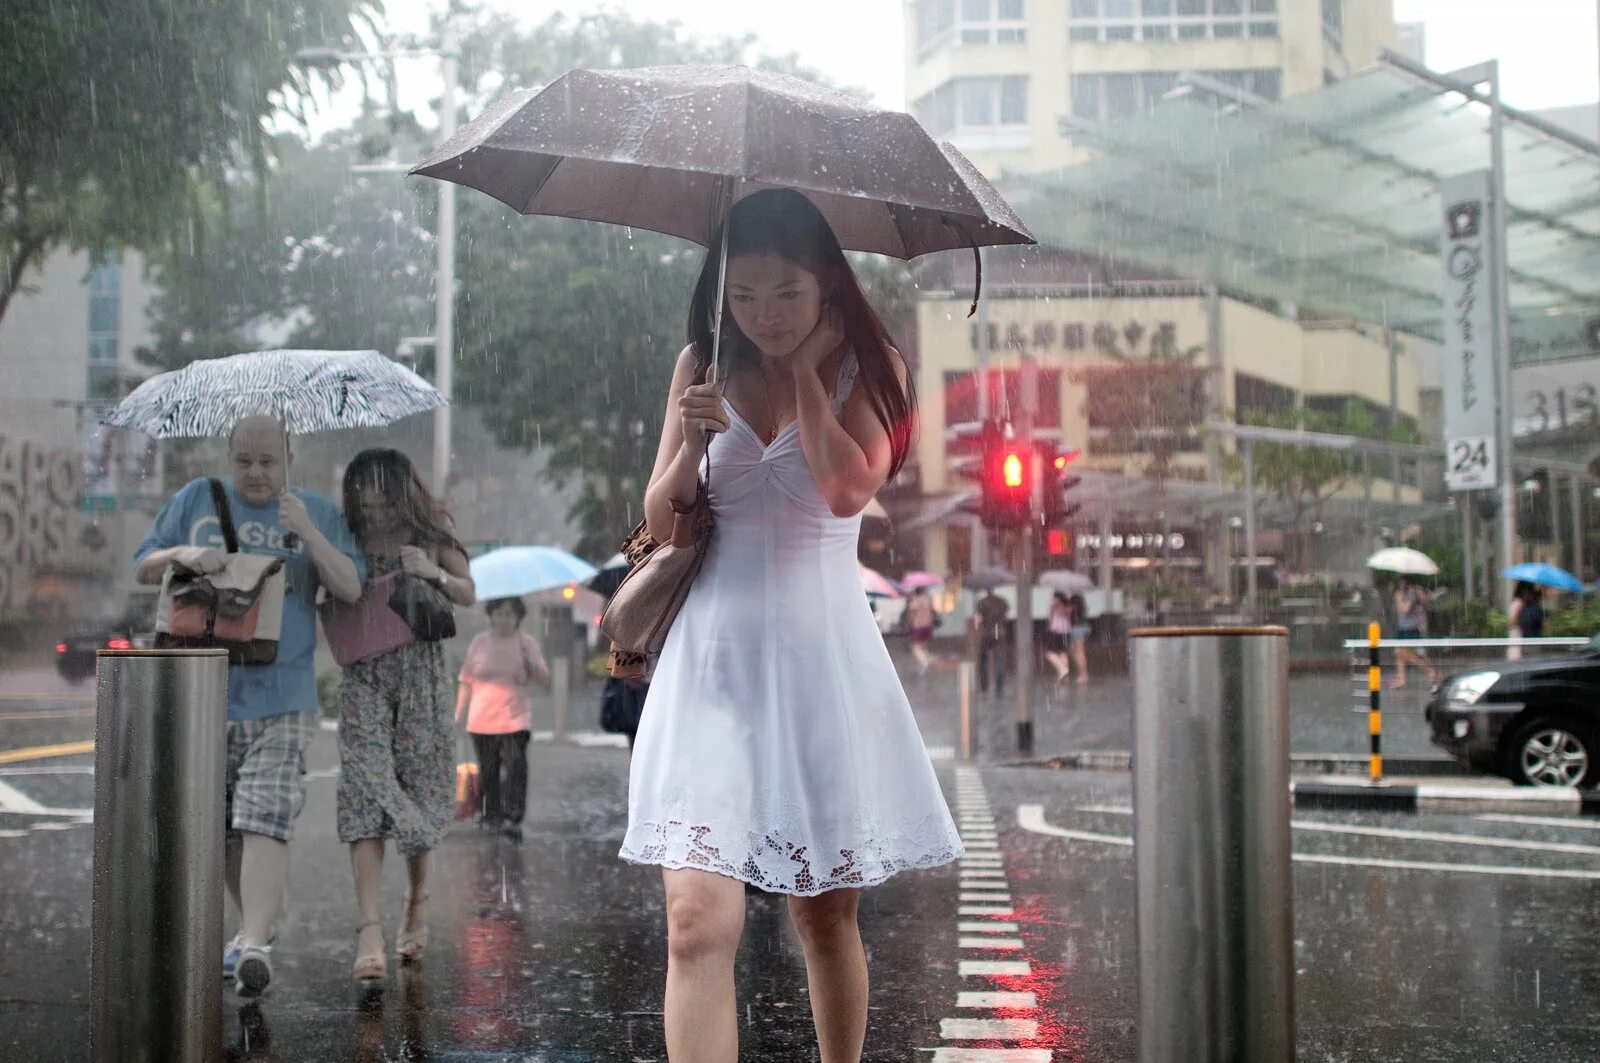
[4,658,1600,1060]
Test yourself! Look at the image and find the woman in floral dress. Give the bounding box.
[336,448,475,982]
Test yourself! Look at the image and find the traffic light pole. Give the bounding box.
[1015,355,1037,755]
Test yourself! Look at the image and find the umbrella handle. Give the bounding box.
[710,184,733,383]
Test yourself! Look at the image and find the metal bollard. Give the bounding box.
[1129,627,1294,1063]
[958,661,977,761]
[551,657,571,741]
[92,649,228,1063]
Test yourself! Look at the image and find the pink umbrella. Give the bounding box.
[858,564,903,599]
[899,571,945,591]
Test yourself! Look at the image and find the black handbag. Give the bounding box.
[599,675,647,735]
[387,573,457,642]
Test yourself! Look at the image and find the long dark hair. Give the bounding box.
[342,448,464,558]
[686,189,916,478]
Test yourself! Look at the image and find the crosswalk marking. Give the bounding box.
[929,1050,1052,1063]
[941,1018,1040,1040]
[959,905,1014,916]
[957,991,1036,1009]
[960,937,1023,950]
[960,960,1032,977]
[959,922,1019,933]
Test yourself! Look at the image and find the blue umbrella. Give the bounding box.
[470,547,598,600]
[1501,562,1586,594]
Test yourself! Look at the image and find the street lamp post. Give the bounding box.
[295,23,460,493]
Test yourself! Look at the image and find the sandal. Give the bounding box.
[353,920,386,982]
[396,890,429,962]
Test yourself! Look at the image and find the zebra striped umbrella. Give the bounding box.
[101,349,447,438]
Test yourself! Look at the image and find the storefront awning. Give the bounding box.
[1011,52,1600,362]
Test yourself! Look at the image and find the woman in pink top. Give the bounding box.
[456,598,549,838]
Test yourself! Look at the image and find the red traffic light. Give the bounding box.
[1002,451,1025,489]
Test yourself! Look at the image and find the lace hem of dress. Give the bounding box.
[617,813,963,896]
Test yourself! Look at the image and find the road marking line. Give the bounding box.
[0,779,47,814]
[957,991,1036,1009]
[0,766,95,776]
[959,869,1007,878]
[961,894,1012,904]
[0,741,95,766]
[1076,803,1600,856]
[960,937,1023,950]
[960,960,1031,978]
[941,1018,1039,1040]
[1477,813,1600,831]
[959,921,1018,933]
[961,840,999,849]
[928,1051,1052,1063]
[0,829,27,838]
[1021,805,1600,879]
[31,822,80,831]
[959,906,1014,916]
[0,708,95,721]
[959,880,1010,890]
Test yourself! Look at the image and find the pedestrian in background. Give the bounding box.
[1390,576,1440,688]
[1507,580,1546,660]
[457,597,549,838]
[905,585,939,674]
[336,448,475,983]
[133,415,365,996]
[619,189,961,1063]
[1067,592,1091,684]
[1045,591,1073,684]
[973,588,1011,697]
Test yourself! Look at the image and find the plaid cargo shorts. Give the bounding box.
[225,713,317,842]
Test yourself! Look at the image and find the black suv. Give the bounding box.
[53,592,159,684]
[1427,633,1600,787]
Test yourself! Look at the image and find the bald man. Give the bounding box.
[135,415,365,995]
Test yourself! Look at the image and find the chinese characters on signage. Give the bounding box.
[971,320,1180,354]
[0,434,82,614]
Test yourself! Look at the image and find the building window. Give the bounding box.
[1069,0,1278,42]
[87,251,121,400]
[1070,67,1274,121]
[943,368,1062,429]
[915,76,1028,136]
[1234,373,1297,421]
[918,0,1024,56]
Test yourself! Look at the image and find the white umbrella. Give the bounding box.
[470,546,599,599]
[101,349,446,437]
[1365,547,1439,576]
[1039,570,1095,594]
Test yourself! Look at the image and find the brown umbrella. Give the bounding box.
[409,65,1035,369]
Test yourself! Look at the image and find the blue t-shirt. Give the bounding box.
[134,477,366,722]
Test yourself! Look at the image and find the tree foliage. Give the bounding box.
[0,0,380,324]
[137,7,913,558]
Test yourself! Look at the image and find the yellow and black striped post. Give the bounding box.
[1367,621,1383,782]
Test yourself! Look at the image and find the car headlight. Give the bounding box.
[1449,671,1500,705]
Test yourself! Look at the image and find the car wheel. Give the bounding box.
[1506,718,1600,788]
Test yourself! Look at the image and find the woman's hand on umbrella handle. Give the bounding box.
[678,380,728,457]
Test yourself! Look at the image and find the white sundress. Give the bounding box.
[618,352,963,895]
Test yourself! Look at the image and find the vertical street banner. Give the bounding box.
[1439,170,1499,491]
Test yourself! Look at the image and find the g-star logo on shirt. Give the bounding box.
[190,515,305,556]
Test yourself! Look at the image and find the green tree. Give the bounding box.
[0,0,379,325]
[139,7,908,559]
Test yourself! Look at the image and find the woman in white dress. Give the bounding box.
[619,188,963,1062]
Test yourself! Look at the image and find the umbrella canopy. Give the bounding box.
[101,350,446,438]
[964,568,1015,590]
[1039,570,1095,594]
[858,564,902,599]
[1365,547,1439,576]
[898,571,945,591]
[1502,562,1586,593]
[409,65,1035,261]
[470,547,599,600]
